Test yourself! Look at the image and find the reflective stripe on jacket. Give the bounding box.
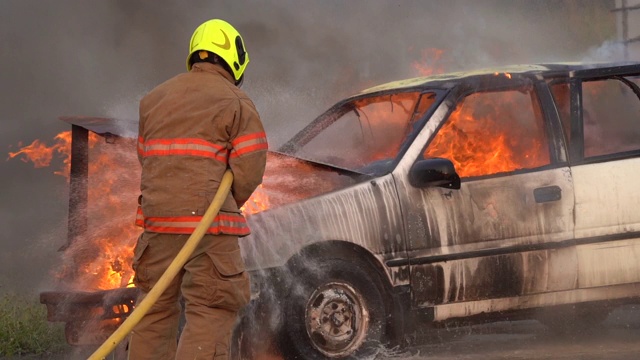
[136,62,267,236]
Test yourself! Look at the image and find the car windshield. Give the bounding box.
[281,91,438,175]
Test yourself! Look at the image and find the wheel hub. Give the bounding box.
[305,282,370,357]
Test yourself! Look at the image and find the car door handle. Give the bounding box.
[533,185,562,203]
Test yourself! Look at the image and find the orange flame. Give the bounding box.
[425,92,547,177]
[7,131,72,176]
[9,133,140,290]
[494,72,512,79]
[241,184,270,215]
[9,131,277,290]
[64,137,140,290]
[412,48,446,76]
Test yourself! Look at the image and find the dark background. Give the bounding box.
[0,0,619,294]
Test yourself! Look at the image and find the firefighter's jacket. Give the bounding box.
[135,62,268,236]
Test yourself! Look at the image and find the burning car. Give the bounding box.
[40,62,640,359]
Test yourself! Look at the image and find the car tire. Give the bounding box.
[280,258,387,359]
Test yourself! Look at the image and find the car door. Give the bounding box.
[391,78,576,320]
[556,66,640,292]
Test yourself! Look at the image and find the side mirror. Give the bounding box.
[409,158,461,189]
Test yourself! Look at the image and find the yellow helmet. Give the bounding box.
[186,19,249,83]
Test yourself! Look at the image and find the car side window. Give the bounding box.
[423,89,550,178]
[582,78,640,158]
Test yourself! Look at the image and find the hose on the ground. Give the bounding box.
[87,169,234,360]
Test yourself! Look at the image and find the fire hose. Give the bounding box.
[87,169,234,360]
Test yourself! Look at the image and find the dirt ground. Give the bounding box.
[250,304,640,360]
[4,304,640,360]
[392,305,640,360]
[402,305,640,360]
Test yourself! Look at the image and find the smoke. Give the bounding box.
[581,40,627,62]
[0,0,620,295]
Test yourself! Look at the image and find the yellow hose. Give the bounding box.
[87,169,234,360]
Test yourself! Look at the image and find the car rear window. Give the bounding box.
[582,77,640,158]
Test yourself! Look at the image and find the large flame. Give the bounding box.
[9,132,140,290]
[425,90,547,177]
[8,131,274,290]
[71,136,140,290]
[412,50,547,177]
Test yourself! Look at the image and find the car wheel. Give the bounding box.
[281,258,387,359]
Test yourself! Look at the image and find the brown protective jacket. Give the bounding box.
[135,62,267,236]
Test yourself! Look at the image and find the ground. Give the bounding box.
[4,304,640,359]
[403,304,640,359]
[249,304,640,359]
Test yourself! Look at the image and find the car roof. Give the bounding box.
[358,61,640,96]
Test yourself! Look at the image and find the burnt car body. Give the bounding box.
[42,62,640,359]
[240,62,640,358]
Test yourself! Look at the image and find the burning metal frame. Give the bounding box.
[40,116,139,346]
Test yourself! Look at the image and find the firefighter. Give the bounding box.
[129,19,267,360]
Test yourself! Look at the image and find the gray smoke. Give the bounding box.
[0,0,619,294]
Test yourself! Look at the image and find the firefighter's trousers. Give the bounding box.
[127,231,250,360]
